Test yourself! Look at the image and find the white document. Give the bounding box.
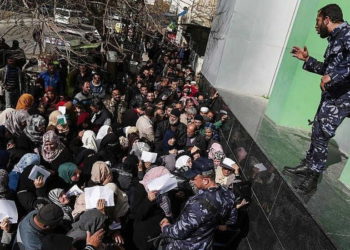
[66,185,83,197]
[223,158,236,168]
[147,173,178,194]
[84,186,115,209]
[0,200,18,223]
[28,165,51,182]
[141,151,157,163]
[254,163,267,172]
[58,106,66,115]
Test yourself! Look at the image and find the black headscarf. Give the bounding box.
[98,133,121,165]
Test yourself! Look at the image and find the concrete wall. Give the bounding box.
[266,0,350,154]
[202,0,299,97]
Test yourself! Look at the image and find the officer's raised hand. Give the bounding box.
[291,46,309,61]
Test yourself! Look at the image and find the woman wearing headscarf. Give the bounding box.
[14,114,46,153]
[47,110,62,128]
[17,164,51,212]
[113,154,139,192]
[128,166,167,250]
[98,133,121,166]
[41,130,73,171]
[15,93,34,110]
[57,162,81,190]
[46,110,73,146]
[4,109,29,136]
[0,108,14,126]
[96,125,112,149]
[81,130,98,153]
[88,161,112,187]
[48,188,73,223]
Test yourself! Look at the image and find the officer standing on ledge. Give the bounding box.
[284,4,350,193]
[159,157,237,249]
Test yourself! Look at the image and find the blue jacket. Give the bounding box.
[39,71,61,94]
[162,185,237,249]
[303,22,350,98]
[16,210,45,250]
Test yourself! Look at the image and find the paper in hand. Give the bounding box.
[28,165,51,183]
[84,186,115,209]
[141,151,157,163]
[147,173,178,194]
[0,200,18,223]
[66,185,83,197]
[254,163,267,172]
[58,106,66,115]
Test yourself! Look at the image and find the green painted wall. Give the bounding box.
[266,0,350,130]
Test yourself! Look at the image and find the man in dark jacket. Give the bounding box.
[90,99,112,133]
[0,57,23,108]
[155,109,186,154]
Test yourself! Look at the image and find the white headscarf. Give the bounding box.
[82,130,98,152]
[96,125,112,149]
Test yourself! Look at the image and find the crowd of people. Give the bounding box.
[0,36,249,250]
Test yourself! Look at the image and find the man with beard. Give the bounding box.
[155,109,186,154]
[103,88,127,125]
[283,4,350,193]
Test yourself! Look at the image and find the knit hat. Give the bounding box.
[170,109,181,118]
[37,204,64,226]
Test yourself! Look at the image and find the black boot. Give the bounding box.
[283,159,311,177]
[297,170,320,194]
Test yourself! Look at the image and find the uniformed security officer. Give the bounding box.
[159,157,237,249]
[284,4,350,193]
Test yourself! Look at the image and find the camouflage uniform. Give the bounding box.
[161,185,237,249]
[303,22,350,172]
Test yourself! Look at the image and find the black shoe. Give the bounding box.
[297,170,319,194]
[283,159,311,177]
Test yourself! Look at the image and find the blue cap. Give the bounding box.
[184,157,215,180]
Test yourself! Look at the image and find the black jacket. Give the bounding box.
[154,120,187,154]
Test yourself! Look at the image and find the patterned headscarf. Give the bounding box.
[90,161,111,184]
[48,188,73,221]
[16,93,34,110]
[58,162,78,184]
[13,153,41,173]
[4,110,29,136]
[82,130,98,152]
[24,114,46,145]
[41,130,65,163]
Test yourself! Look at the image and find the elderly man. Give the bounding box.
[154,109,186,154]
[160,157,237,249]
